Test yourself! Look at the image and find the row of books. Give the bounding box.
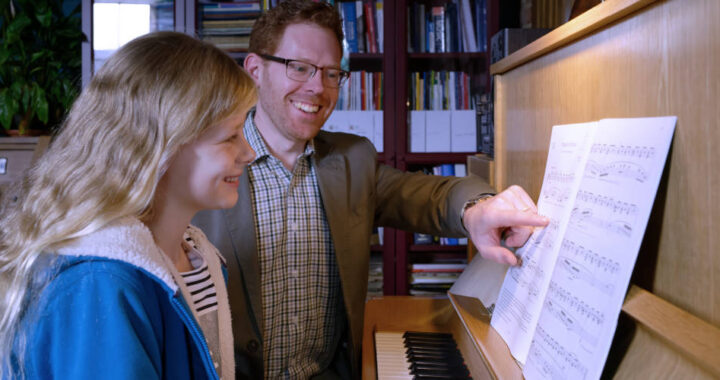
[409,110,476,153]
[409,262,467,296]
[199,1,262,51]
[414,163,469,246]
[337,71,383,111]
[407,0,488,53]
[339,1,384,54]
[322,110,384,153]
[410,71,474,111]
[367,254,383,299]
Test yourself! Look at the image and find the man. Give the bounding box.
[193,1,548,378]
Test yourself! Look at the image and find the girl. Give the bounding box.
[0,31,256,379]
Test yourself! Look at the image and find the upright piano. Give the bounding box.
[363,0,720,378]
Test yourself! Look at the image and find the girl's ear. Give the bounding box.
[243,53,263,85]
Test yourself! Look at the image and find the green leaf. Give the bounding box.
[5,14,31,42]
[36,7,52,28]
[32,84,49,124]
[0,88,18,129]
[0,49,10,67]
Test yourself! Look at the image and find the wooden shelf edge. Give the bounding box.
[490,0,658,75]
[621,285,720,377]
[408,52,487,59]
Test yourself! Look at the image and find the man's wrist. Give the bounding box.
[460,192,495,231]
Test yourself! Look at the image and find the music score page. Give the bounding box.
[490,117,676,380]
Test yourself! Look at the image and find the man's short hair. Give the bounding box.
[249,0,344,56]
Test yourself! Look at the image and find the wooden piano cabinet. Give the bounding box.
[362,296,499,380]
[361,286,720,379]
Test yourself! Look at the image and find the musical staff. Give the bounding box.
[560,239,620,275]
[545,168,576,183]
[557,257,615,296]
[529,326,589,380]
[548,282,604,326]
[590,143,656,159]
[575,190,638,216]
[585,160,648,183]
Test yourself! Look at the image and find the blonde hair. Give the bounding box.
[0,31,256,375]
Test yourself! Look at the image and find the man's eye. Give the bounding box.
[326,71,339,79]
[292,64,309,73]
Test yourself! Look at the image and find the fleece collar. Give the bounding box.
[55,217,178,292]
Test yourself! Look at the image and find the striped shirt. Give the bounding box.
[181,236,221,374]
[244,110,340,378]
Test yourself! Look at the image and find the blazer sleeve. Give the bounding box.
[22,261,166,379]
[373,154,495,237]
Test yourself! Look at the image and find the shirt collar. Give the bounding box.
[243,107,316,165]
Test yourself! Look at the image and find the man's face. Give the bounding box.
[254,23,342,145]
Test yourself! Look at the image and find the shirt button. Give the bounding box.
[246,339,259,353]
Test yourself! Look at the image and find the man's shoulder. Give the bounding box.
[315,130,375,155]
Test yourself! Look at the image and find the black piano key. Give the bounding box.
[402,331,472,380]
[407,353,465,366]
[404,338,458,347]
[404,331,454,340]
[413,374,471,379]
[410,363,470,376]
[406,346,461,355]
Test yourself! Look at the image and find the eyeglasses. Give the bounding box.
[259,54,349,88]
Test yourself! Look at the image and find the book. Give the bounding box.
[355,1,365,53]
[489,117,676,380]
[363,0,378,53]
[431,6,445,53]
[340,2,358,53]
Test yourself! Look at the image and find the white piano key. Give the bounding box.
[374,331,413,379]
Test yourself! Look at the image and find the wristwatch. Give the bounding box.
[460,192,495,230]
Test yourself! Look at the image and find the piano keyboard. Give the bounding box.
[374,331,472,379]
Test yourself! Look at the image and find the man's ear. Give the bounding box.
[244,53,263,84]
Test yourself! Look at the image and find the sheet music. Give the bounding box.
[490,117,676,380]
[491,122,597,363]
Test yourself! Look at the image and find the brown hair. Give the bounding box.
[249,0,344,55]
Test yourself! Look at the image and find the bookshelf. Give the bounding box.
[81,0,497,297]
[393,0,499,295]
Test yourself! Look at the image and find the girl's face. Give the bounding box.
[160,109,255,215]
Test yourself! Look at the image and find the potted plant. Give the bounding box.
[0,0,84,136]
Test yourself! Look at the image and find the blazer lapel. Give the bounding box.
[313,136,355,312]
[222,172,263,335]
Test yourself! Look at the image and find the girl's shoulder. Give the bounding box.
[35,255,170,311]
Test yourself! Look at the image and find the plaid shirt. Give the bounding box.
[244,110,340,379]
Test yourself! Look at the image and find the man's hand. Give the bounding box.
[463,185,549,266]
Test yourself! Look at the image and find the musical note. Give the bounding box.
[541,185,573,205]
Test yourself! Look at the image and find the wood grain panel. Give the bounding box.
[492,0,720,376]
[494,0,719,325]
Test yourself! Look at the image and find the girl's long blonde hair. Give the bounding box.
[0,31,256,374]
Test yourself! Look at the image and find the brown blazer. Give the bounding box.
[192,131,493,378]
